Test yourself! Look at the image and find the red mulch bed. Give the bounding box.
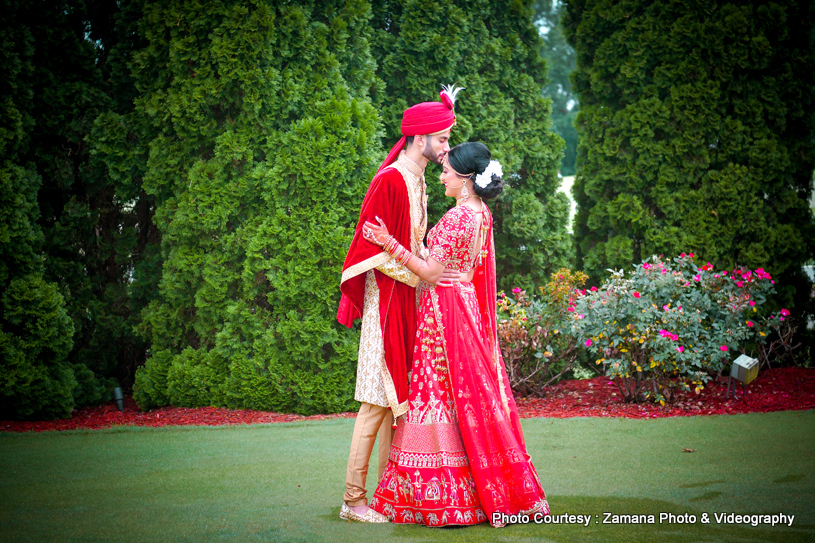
[2,367,813,433]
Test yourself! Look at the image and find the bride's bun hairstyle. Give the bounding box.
[447,142,504,200]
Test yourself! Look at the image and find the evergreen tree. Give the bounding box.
[0,0,77,419]
[370,0,570,292]
[535,0,578,176]
[131,0,382,413]
[563,0,815,319]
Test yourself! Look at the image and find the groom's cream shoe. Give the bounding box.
[339,503,389,523]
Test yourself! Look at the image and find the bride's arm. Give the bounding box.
[362,216,446,285]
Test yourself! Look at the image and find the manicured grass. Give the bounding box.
[1,411,813,542]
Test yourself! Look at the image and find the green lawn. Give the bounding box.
[1,411,813,543]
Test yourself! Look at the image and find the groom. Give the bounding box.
[337,86,461,523]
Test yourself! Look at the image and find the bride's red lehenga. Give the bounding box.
[370,204,549,527]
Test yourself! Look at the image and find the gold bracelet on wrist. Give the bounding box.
[384,236,397,254]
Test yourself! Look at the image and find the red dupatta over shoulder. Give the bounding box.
[338,167,418,409]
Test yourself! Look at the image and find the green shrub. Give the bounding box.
[132,349,172,411]
[571,253,786,404]
[0,275,76,419]
[498,268,589,395]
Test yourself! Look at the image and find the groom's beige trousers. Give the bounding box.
[343,402,395,506]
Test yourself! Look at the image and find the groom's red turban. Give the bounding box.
[378,88,459,172]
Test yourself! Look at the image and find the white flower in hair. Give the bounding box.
[475,160,502,188]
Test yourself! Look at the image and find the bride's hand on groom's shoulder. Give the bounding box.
[362,216,390,247]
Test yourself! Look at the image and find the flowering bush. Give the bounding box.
[571,254,787,404]
[497,269,589,395]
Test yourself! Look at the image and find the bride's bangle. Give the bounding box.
[385,237,412,266]
[396,245,412,266]
[383,236,398,254]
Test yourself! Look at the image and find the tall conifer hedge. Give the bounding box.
[0,0,138,419]
[563,0,815,320]
[131,0,382,413]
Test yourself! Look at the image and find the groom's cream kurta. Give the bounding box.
[343,152,427,506]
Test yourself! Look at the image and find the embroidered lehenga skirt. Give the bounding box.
[370,281,549,527]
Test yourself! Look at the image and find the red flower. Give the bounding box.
[720,345,728,352]
[633,291,641,298]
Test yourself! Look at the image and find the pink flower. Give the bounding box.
[781,317,785,321]
[689,253,695,258]
[720,345,728,352]
[670,333,679,341]
[567,307,575,312]
[723,271,728,276]
[643,263,652,270]
[714,274,720,278]
[677,346,684,353]
[585,339,592,347]
[736,281,743,287]
[659,329,668,336]
[633,291,641,298]
[771,280,775,284]
[663,305,669,311]
[780,309,790,317]
[590,286,598,292]
[749,301,755,307]
[512,287,521,294]
[578,314,585,319]
[694,275,701,281]
[746,321,753,328]
[680,252,686,258]
[661,268,667,275]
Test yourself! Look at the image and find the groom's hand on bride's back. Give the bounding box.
[437,268,461,286]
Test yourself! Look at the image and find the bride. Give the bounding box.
[361,142,549,527]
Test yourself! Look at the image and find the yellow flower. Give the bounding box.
[753,307,757,312]
[639,338,644,344]
[760,332,766,337]
[659,400,665,406]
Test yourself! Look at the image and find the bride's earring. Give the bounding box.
[457,182,470,205]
